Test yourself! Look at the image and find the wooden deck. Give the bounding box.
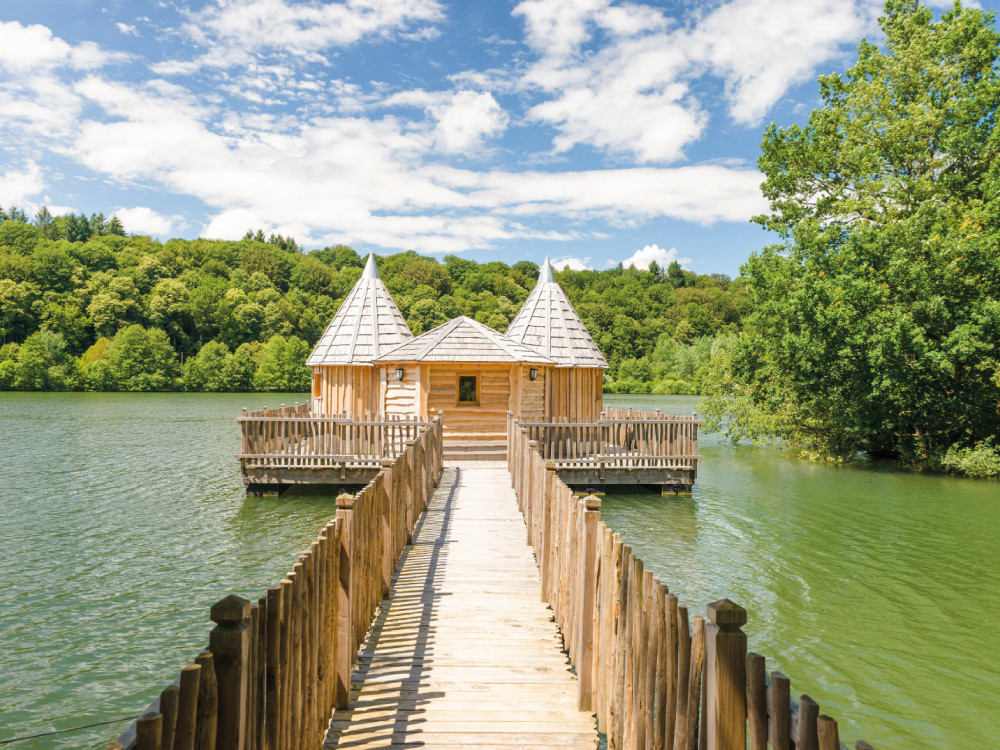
[324,462,598,749]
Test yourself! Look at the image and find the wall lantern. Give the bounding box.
[529,368,538,381]
[395,367,405,381]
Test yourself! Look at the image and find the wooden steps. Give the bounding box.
[324,465,597,750]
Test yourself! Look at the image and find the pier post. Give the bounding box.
[576,495,601,712]
[335,493,354,710]
[705,599,747,750]
[210,595,251,750]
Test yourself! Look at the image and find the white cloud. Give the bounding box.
[551,255,591,271]
[620,244,690,271]
[0,21,123,71]
[691,0,876,124]
[202,208,265,240]
[112,206,178,235]
[513,0,876,162]
[383,89,509,154]
[116,22,138,36]
[173,0,443,64]
[0,161,45,207]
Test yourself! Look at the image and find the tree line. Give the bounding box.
[0,213,749,394]
[701,0,1000,477]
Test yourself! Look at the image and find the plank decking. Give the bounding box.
[324,461,598,749]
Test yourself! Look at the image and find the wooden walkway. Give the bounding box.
[324,461,598,749]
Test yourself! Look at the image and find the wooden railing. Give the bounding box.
[109,414,444,750]
[238,405,434,470]
[516,409,701,469]
[508,421,876,750]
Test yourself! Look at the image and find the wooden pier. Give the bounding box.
[327,462,597,749]
[114,411,877,750]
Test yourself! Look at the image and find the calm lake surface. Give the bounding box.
[0,392,996,748]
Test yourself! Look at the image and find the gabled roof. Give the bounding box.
[374,316,554,364]
[306,254,414,366]
[505,257,609,369]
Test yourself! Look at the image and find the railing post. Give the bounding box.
[209,595,251,750]
[576,495,601,712]
[335,493,354,710]
[705,599,747,750]
[380,458,394,599]
[540,461,556,600]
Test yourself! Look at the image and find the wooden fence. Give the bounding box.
[109,414,444,750]
[517,409,701,469]
[508,416,876,750]
[238,405,433,470]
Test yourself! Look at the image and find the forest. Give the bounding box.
[0,210,748,395]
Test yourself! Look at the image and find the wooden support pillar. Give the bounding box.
[705,599,747,750]
[209,595,251,750]
[380,458,394,599]
[576,495,601,712]
[335,493,354,710]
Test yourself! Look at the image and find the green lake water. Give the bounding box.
[0,392,996,748]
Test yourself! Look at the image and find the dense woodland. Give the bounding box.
[0,212,749,395]
[702,0,1000,476]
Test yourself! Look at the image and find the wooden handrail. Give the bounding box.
[506,414,875,750]
[111,413,445,750]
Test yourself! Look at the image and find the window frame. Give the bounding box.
[456,373,480,406]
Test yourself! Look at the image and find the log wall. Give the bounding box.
[547,367,604,420]
[311,365,380,418]
[426,363,512,437]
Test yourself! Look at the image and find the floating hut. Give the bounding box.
[240,254,700,493]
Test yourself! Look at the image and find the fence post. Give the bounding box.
[576,495,601,712]
[705,599,747,750]
[335,493,354,709]
[210,595,251,750]
[380,458,394,599]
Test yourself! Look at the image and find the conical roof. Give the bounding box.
[306,254,413,366]
[505,257,608,368]
[375,316,554,364]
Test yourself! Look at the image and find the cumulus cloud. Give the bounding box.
[513,0,876,162]
[550,256,592,271]
[116,22,138,36]
[113,206,179,235]
[0,161,45,207]
[620,244,690,271]
[383,89,509,154]
[0,21,124,71]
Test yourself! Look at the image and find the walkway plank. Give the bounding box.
[324,463,598,750]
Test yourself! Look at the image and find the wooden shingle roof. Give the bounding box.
[306,254,414,366]
[505,257,609,368]
[374,316,554,364]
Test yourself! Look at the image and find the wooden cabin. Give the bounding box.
[305,255,609,458]
[504,259,608,419]
[306,254,413,416]
[373,316,554,458]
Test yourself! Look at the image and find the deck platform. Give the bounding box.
[324,462,598,749]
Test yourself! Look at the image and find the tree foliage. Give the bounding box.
[704,0,1000,471]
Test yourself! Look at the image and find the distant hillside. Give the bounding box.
[0,213,750,393]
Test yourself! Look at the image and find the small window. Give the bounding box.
[312,372,321,398]
[457,375,479,405]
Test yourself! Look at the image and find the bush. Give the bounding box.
[939,442,1000,478]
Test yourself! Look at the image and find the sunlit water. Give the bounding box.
[0,393,996,748]
[602,394,1000,749]
[0,393,337,748]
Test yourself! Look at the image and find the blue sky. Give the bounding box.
[0,0,993,276]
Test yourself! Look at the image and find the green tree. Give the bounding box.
[105,325,180,391]
[704,0,1000,466]
[13,329,78,390]
[253,335,310,391]
[182,340,232,391]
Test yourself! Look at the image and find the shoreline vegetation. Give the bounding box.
[0,218,744,397]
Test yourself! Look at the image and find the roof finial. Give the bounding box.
[362,252,380,280]
[539,256,556,284]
